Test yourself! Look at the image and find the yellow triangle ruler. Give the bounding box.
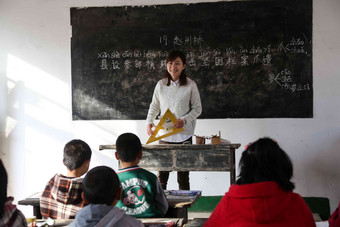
[146,108,184,144]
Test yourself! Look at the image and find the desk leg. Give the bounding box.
[165,207,188,224]
[33,205,42,219]
[230,148,236,185]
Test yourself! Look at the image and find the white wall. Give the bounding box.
[1,0,340,217]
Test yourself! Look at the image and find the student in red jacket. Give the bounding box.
[204,137,316,227]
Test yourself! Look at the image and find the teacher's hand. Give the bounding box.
[147,123,156,136]
[174,119,184,128]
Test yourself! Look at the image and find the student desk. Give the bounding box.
[18,193,41,219]
[99,143,241,185]
[18,190,200,225]
[164,190,201,224]
[32,218,183,226]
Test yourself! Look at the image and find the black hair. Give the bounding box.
[116,133,142,162]
[163,50,187,86]
[63,139,92,171]
[82,166,120,205]
[236,137,295,192]
[0,159,8,218]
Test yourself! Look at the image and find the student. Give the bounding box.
[69,166,143,227]
[115,133,168,218]
[146,50,202,190]
[204,137,316,227]
[0,159,27,227]
[40,139,92,219]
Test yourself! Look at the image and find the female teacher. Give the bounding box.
[146,50,202,190]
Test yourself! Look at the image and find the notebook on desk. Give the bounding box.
[165,190,202,207]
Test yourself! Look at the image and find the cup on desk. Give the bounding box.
[195,136,205,144]
[211,136,220,144]
[211,131,221,144]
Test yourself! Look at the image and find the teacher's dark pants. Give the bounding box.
[158,137,192,190]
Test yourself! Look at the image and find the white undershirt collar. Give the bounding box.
[171,79,180,86]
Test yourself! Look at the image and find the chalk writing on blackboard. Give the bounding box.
[268,69,311,93]
[159,35,204,47]
[96,35,310,94]
[97,36,309,71]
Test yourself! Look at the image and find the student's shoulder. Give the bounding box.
[289,191,305,200]
[118,167,157,182]
[138,167,155,174]
[44,174,83,190]
[289,191,311,208]
[48,173,59,179]
[137,167,154,175]
[121,213,144,226]
[44,173,60,186]
[138,168,158,179]
[112,206,144,226]
[55,173,84,182]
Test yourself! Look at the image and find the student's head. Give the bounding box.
[63,139,92,172]
[164,50,187,86]
[82,166,121,206]
[236,137,295,192]
[115,133,142,162]
[0,159,8,218]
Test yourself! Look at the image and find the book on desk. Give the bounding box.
[164,190,202,208]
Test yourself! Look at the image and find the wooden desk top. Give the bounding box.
[18,198,40,206]
[100,143,241,172]
[19,190,201,208]
[100,143,241,150]
[34,218,183,226]
[139,218,183,226]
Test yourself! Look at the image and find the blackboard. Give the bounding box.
[71,0,312,120]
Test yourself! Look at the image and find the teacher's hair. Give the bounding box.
[164,50,187,86]
[0,159,8,218]
[236,137,295,192]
